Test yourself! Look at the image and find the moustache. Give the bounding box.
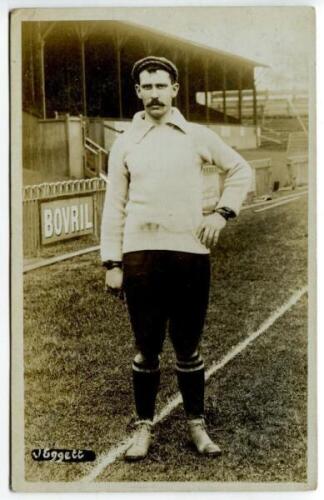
[147,99,165,107]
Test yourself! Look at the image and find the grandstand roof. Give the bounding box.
[84,20,266,68]
[22,20,265,123]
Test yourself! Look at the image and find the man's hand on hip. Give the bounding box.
[196,212,226,248]
[105,267,123,293]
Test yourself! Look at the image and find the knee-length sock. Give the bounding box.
[132,359,160,421]
[176,353,205,419]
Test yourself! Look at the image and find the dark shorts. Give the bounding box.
[122,250,210,360]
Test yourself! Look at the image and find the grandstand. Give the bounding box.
[209,89,308,121]
[208,89,308,148]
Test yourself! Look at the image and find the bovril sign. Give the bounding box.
[41,196,94,244]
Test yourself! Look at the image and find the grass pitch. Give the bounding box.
[23,195,308,484]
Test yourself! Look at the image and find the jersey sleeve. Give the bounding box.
[100,136,129,262]
[203,127,253,215]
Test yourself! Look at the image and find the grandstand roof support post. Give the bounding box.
[184,53,190,120]
[142,39,153,56]
[115,37,123,119]
[80,39,87,117]
[222,62,228,123]
[38,22,56,119]
[170,50,179,108]
[112,30,129,119]
[238,68,242,123]
[28,28,36,107]
[40,38,46,119]
[204,59,210,124]
[75,23,95,117]
[252,73,258,128]
[117,46,123,118]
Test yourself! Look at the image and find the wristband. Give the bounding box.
[215,207,236,221]
[102,260,122,270]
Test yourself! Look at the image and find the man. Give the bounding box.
[100,56,252,461]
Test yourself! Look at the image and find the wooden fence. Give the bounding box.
[250,158,273,197]
[287,157,308,188]
[23,112,84,179]
[286,132,308,189]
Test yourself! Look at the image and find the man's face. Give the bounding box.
[135,69,179,119]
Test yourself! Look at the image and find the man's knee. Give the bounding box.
[132,352,160,373]
[175,350,204,372]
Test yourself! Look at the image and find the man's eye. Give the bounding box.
[142,85,152,90]
[157,85,167,89]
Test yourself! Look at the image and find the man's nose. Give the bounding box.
[151,86,158,97]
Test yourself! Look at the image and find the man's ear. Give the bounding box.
[135,84,141,99]
[172,82,180,98]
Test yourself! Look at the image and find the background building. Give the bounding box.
[22,20,263,124]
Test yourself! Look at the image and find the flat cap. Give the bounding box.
[131,56,178,82]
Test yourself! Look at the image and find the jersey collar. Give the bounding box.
[130,107,190,143]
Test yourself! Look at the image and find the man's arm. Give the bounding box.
[196,127,252,248]
[100,137,129,289]
[205,127,253,215]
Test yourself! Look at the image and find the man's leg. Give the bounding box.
[132,352,160,422]
[169,252,221,456]
[175,350,221,456]
[124,352,160,461]
[123,251,168,460]
[175,350,205,419]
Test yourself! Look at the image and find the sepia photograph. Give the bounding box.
[10,5,316,492]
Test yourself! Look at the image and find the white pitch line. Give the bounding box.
[254,193,307,213]
[242,189,308,211]
[80,285,308,483]
[254,194,305,212]
[23,245,100,273]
